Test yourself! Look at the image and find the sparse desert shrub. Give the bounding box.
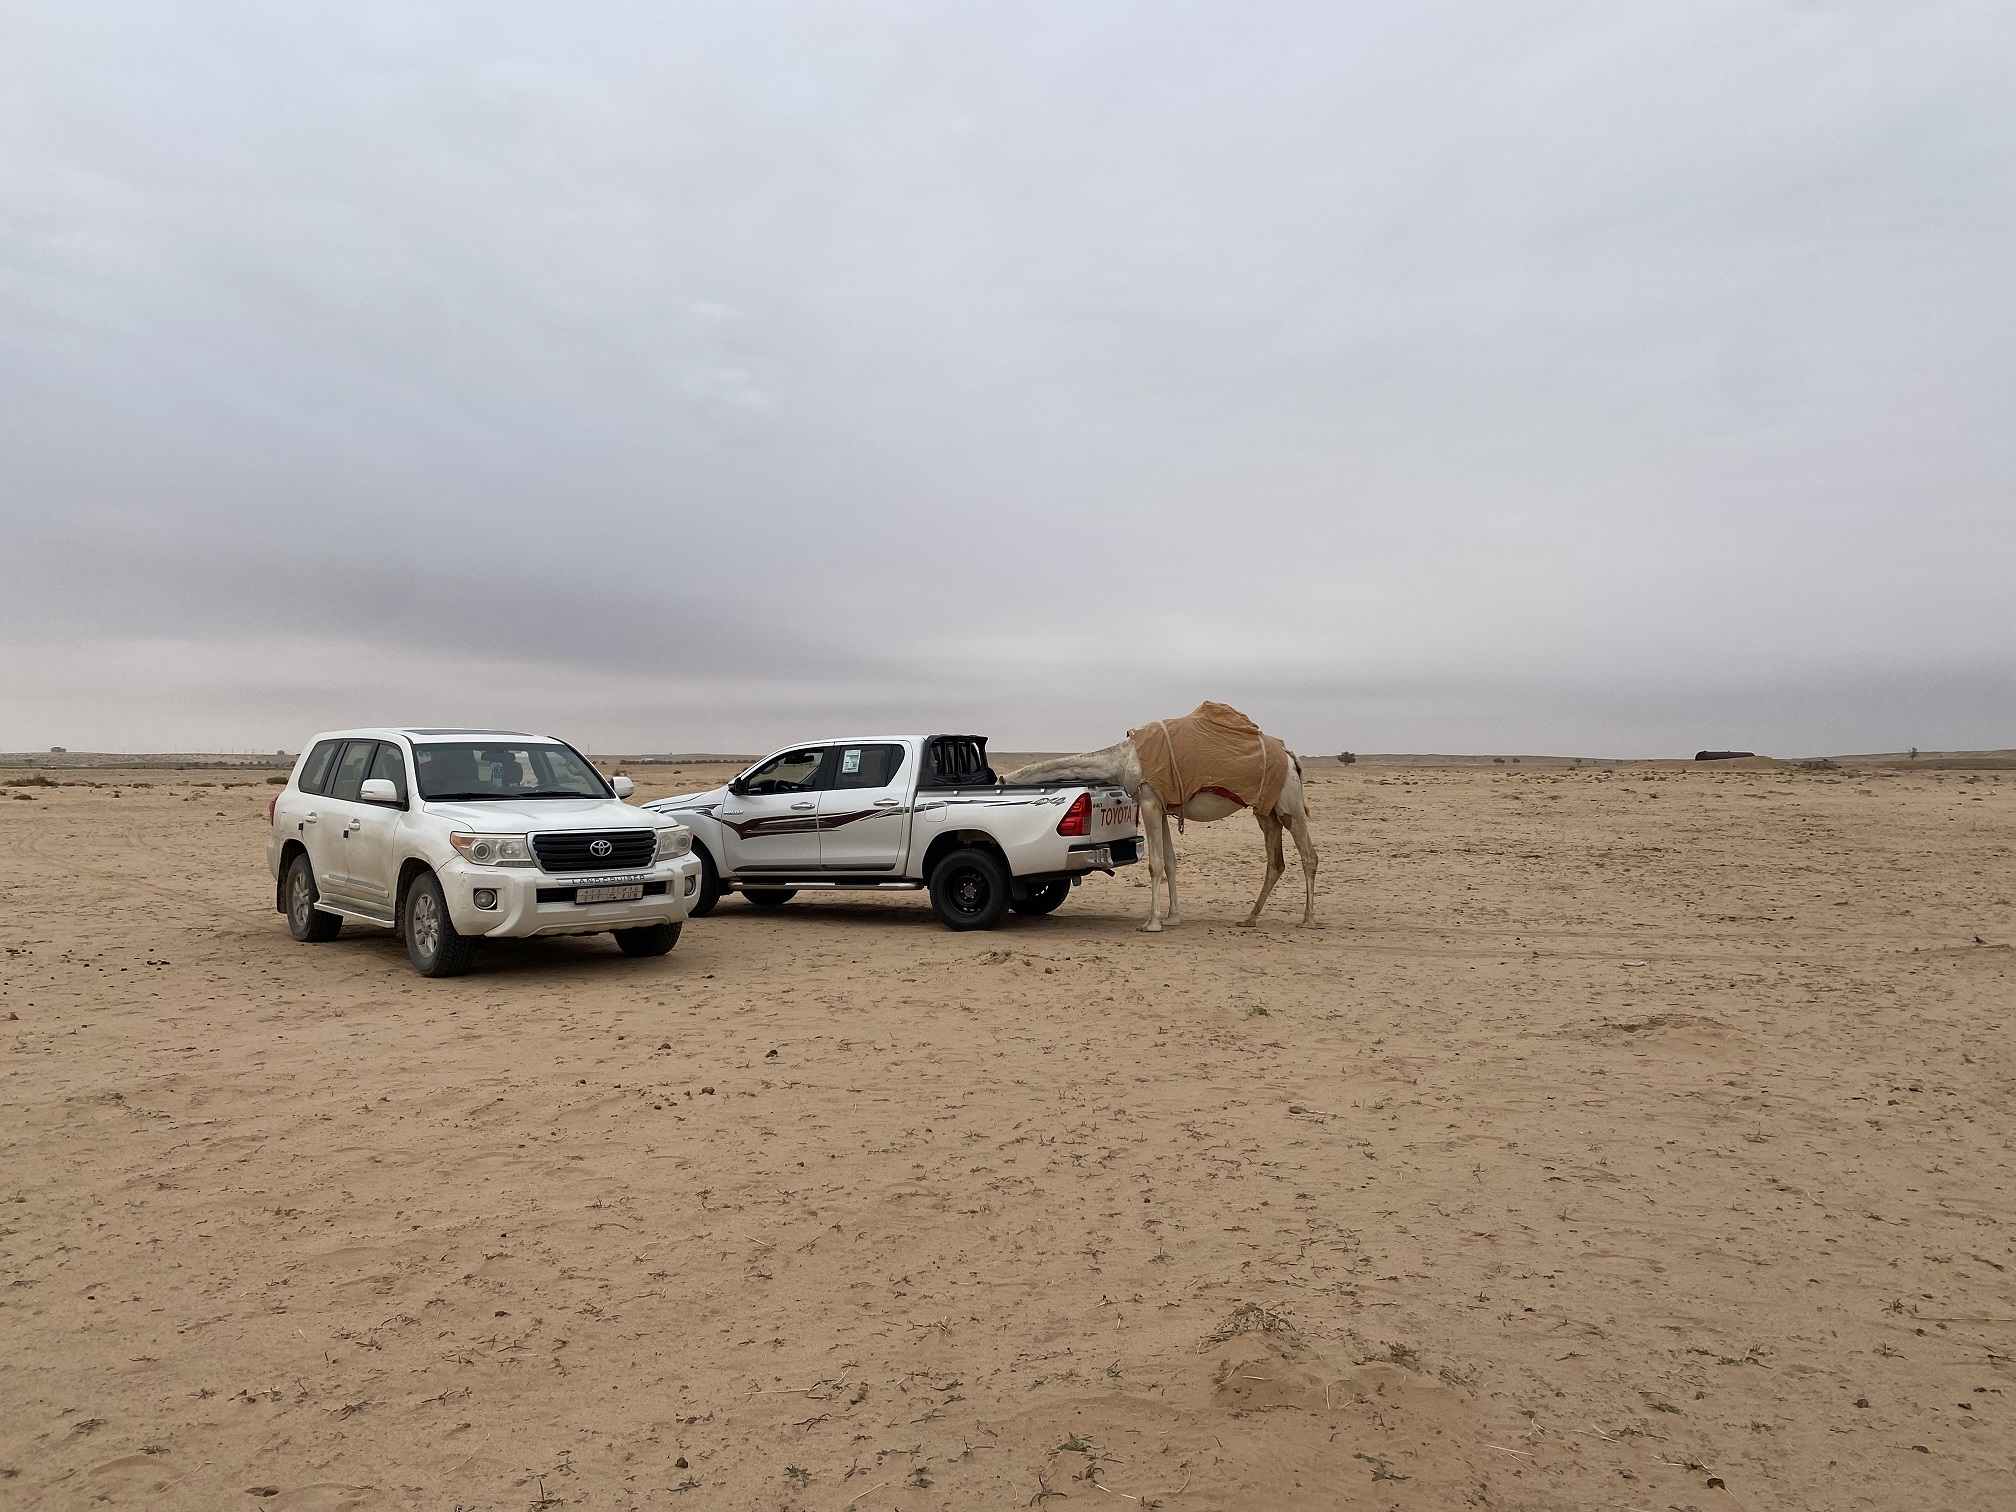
[266,775,286,785]
[5,774,56,787]
[1336,751,1356,765]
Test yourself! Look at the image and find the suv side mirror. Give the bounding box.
[727,777,747,796]
[360,778,399,806]
[611,775,635,799]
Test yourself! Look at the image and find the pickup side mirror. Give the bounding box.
[726,777,747,797]
[611,775,635,799]
[359,778,400,806]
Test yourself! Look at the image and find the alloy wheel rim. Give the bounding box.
[289,872,310,927]
[412,891,441,957]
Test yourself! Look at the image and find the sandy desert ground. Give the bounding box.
[2,759,2012,1511]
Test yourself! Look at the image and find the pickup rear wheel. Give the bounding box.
[1011,879,1072,917]
[930,847,1011,931]
[405,872,478,978]
[744,889,796,908]
[285,854,343,942]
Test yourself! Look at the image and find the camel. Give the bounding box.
[1006,704,1319,933]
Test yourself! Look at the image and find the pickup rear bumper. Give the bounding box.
[1067,837,1140,870]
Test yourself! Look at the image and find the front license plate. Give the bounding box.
[577,884,644,903]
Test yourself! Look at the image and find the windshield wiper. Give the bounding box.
[518,788,603,798]
[425,791,511,801]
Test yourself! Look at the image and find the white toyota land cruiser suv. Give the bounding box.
[268,728,703,977]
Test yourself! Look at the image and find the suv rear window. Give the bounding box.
[297,739,343,795]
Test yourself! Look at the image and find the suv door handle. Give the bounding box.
[302,812,318,824]
[790,800,815,810]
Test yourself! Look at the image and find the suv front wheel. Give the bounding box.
[405,871,478,977]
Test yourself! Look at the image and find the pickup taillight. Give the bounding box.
[1056,792,1091,837]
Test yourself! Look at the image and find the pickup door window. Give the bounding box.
[718,747,829,874]
[816,743,909,872]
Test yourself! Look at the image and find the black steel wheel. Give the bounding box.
[687,847,723,918]
[929,847,1011,931]
[1010,879,1072,917]
[615,922,681,957]
[285,853,343,942]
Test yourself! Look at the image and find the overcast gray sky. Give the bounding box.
[3,1,2011,757]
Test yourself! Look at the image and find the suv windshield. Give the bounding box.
[414,742,611,801]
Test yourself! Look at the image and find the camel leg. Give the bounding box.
[1160,805,1182,927]
[1287,807,1320,928]
[1238,810,1287,926]
[1138,793,1170,933]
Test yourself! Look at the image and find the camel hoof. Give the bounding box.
[1297,919,1324,930]
[1163,915,1181,928]
[1235,917,1258,928]
[1139,921,1163,934]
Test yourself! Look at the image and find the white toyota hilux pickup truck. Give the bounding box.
[643,733,1140,930]
[268,728,703,976]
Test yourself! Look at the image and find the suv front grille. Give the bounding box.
[531,829,658,873]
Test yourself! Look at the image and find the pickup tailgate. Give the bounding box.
[1088,786,1139,846]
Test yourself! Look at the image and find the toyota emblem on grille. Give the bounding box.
[589,838,614,858]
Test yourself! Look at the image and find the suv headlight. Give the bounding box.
[450,832,535,866]
[655,826,693,860]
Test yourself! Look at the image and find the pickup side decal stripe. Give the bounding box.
[707,792,1139,840]
[719,814,823,839]
[718,807,892,839]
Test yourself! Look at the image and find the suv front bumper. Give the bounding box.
[441,853,704,938]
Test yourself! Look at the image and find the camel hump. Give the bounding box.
[1188,701,1264,740]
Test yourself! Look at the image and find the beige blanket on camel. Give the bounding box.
[1128,701,1290,816]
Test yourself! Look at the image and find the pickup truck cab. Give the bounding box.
[644,734,1140,930]
[268,728,703,976]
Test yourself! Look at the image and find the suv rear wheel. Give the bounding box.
[285,853,344,941]
[929,847,1011,931]
[405,871,478,977]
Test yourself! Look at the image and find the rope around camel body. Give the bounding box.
[1154,717,1270,834]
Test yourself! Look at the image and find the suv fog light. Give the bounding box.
[683,875,697,897]
[473,887,499,910]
